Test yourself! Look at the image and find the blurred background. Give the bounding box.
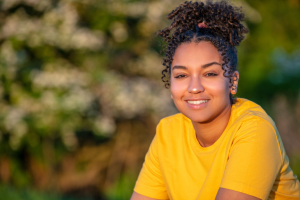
[0,0,299,199]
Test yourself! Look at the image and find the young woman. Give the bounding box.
[131,1,300,199]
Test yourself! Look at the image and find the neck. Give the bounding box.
[192,105,232,147]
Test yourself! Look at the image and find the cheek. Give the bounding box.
[203,78,230,97]
[170,78,188,98]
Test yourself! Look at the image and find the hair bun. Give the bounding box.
[159,1,249,46]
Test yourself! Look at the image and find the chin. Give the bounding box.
[182,112,213,124]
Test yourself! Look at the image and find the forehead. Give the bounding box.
[172,41,222,67]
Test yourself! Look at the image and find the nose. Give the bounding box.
[188,76,204,94]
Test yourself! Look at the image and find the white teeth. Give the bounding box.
[187,100,208,105]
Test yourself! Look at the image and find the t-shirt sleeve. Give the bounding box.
[134,122,169,200]
[220,119,282,199]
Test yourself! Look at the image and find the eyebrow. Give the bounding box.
[172,65,187,70]
[202,62,222,69]
[172,62,222,71]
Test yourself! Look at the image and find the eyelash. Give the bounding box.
[174,73,218,79]
[205,72,218,77]
[174,74,186,79]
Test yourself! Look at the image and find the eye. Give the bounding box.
[205,72,218,77]
[175,74,187,79]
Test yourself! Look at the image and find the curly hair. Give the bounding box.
[157,0,248,104]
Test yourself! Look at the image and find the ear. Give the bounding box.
[171,94,173,99]
[230,71,239,95]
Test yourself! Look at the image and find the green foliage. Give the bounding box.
[0,184,90,200]
[0,0,299,198]
[290,156,300,179]
[105,173,137,200]
[237,0,300,107]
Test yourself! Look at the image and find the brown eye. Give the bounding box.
[175,74,187,78]
[205,73,217,77]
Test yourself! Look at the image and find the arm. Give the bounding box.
[130,192,167,200]
[216,188,260,200]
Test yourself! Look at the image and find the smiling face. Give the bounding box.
[170,41,236,123]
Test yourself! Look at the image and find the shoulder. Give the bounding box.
[157,113,192,132]
[232,98,276,128]
[236,117,278,140]
[155,113,191,144]
[232,98,282,150]
[231,100,284,162]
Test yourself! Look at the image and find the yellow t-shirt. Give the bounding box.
[134,98,300,200]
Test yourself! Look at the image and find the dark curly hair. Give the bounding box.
[157,0,248,104]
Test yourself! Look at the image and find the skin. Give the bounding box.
[130,41,260,200]
[170,41,235,147]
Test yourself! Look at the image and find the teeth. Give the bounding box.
[187,100,208,105]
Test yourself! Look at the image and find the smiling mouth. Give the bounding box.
[187,100,208,105]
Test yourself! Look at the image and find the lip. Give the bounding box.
[185,99,209,110]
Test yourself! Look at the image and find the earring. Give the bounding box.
[231,85,237,94]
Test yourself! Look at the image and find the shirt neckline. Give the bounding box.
[187,102,238,155]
